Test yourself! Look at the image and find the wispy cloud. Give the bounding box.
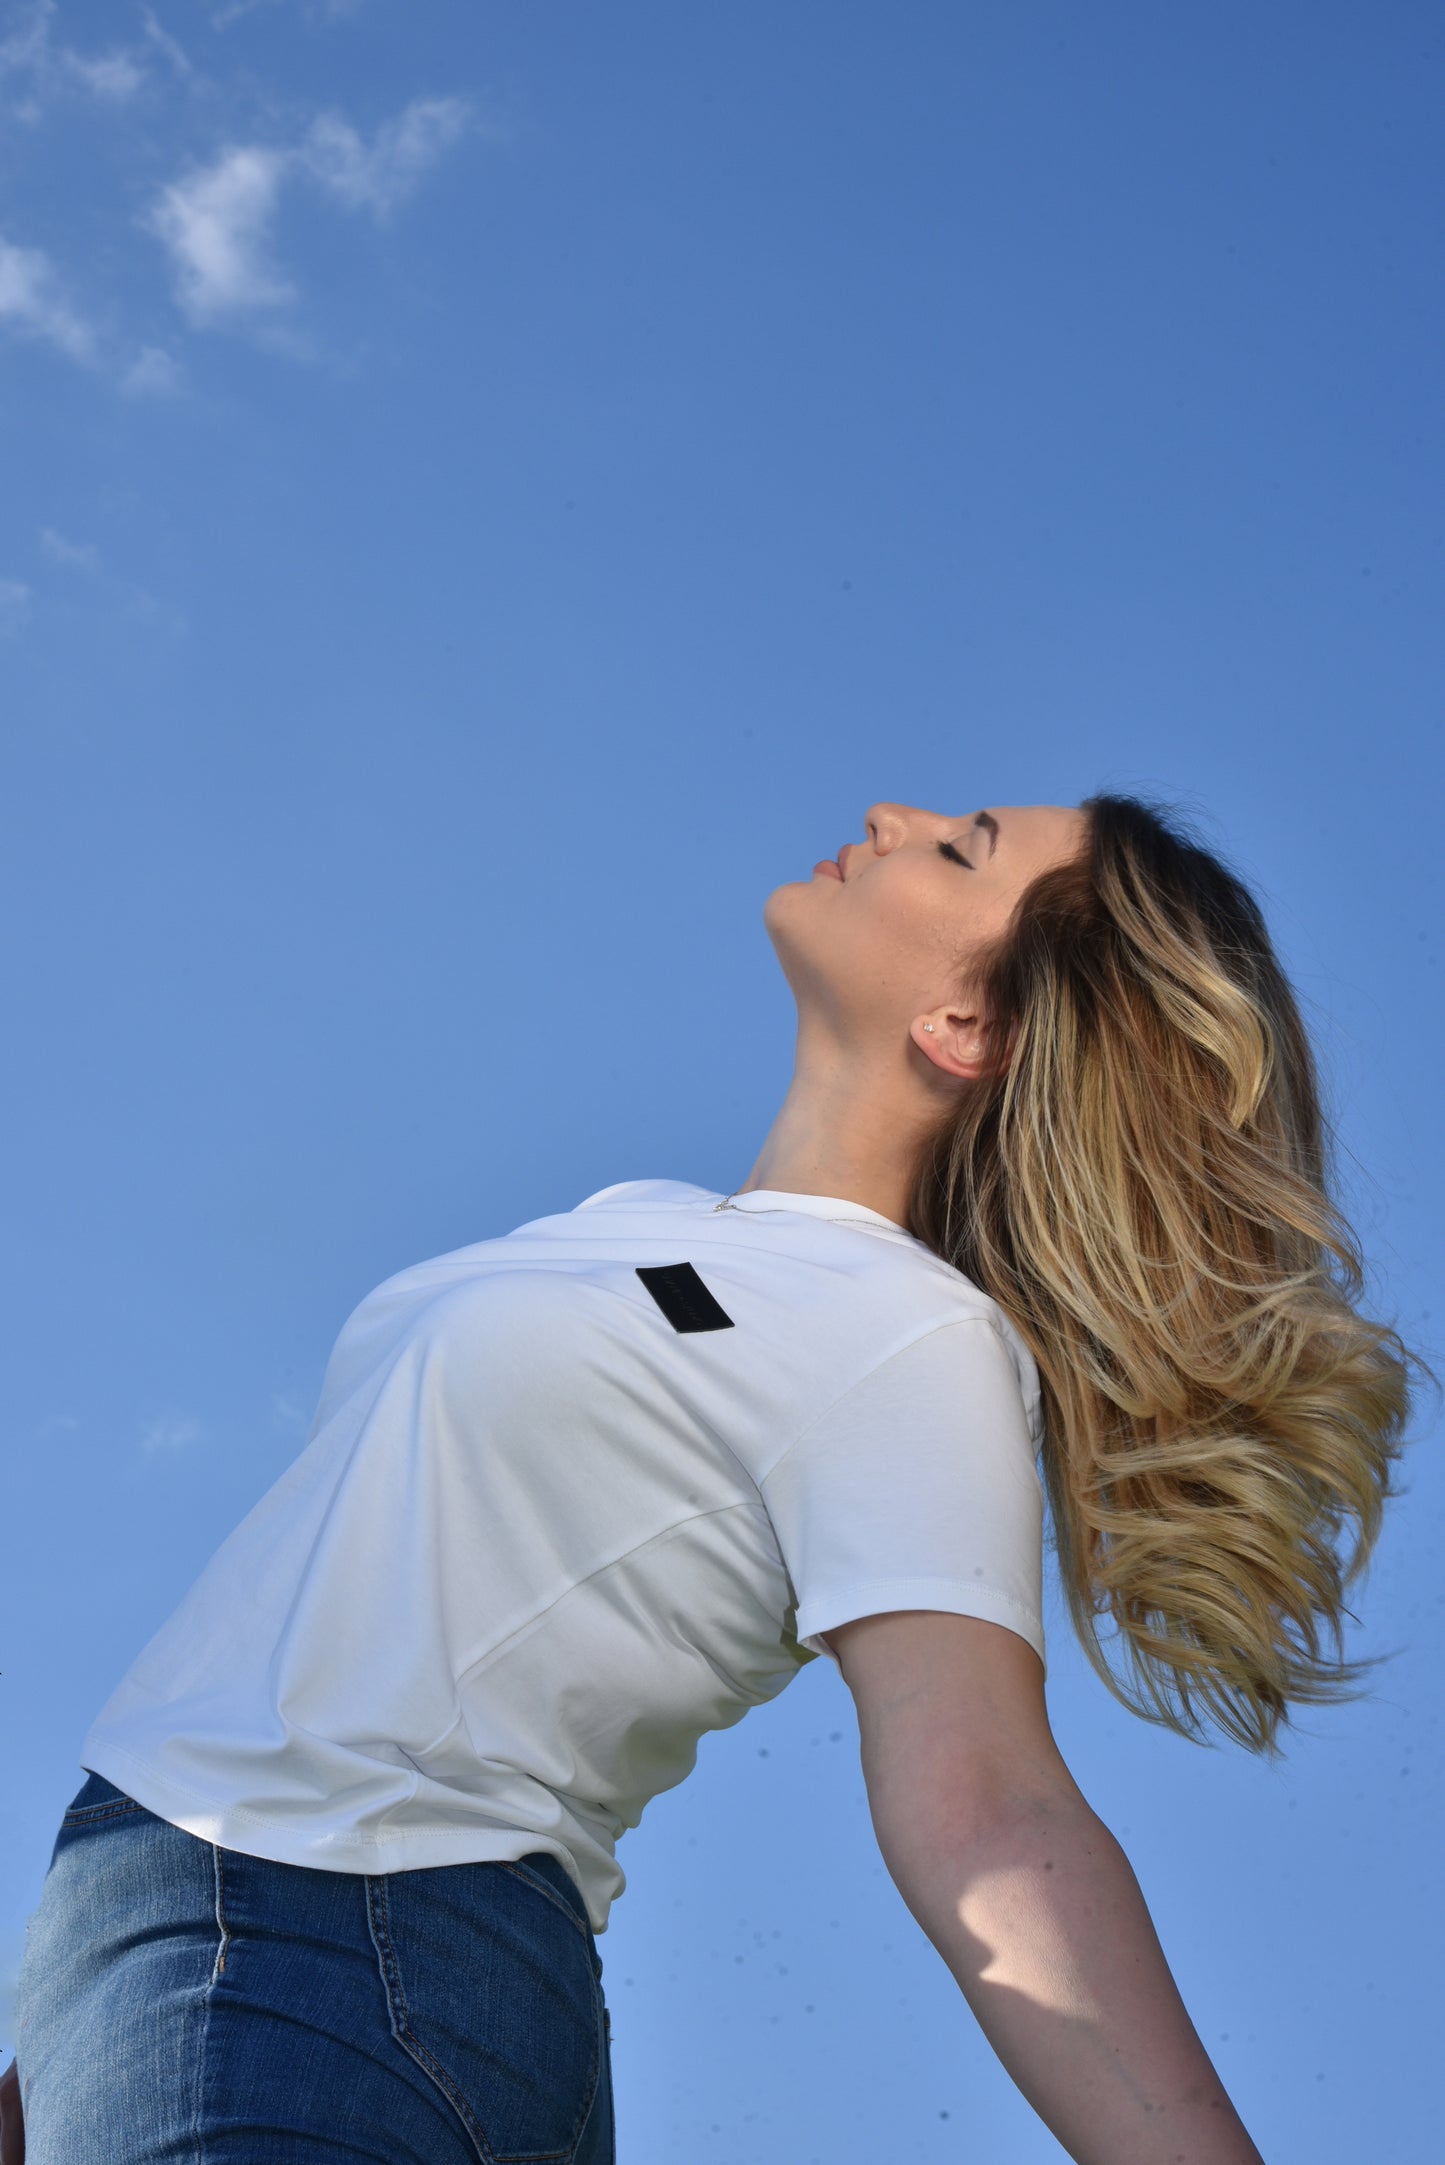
[212,0,367,24]
[1,0,57,90]
[304,98,472,219]
[0,233,94,359]
[141,1415,201,1454]
[0,578,34,636]
[140,6,192,79]
[0,0,146,118]
[62,46,142,100]
[40,524,99,569]
[147,144,294,324]
[122,343,185,396]
[147,96,473,334]
[34,1412,79,1437]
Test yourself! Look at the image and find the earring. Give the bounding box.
[922,1024,934,1034]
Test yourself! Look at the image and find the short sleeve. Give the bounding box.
[759,1319,1047,1672]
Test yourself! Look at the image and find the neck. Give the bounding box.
[735,1016,955,1227]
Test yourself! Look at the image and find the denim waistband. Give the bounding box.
[19,1766,615,2163]
[61,1770,592,1929]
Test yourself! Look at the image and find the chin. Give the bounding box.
[761,879,825,985]
[762,877,808,936]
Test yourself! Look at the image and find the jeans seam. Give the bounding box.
[212,1845,230,1980]
[495,1861,592,1940]
[366,1875,494,2163]
[190,1843,228,2165]
[489,1867,606,2161]
[365,1875,600,2165]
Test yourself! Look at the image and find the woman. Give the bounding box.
[6,793,1416,2165]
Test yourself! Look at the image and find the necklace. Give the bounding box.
[711,1190,909,1234]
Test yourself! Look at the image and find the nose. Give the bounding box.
[862,802,930,855]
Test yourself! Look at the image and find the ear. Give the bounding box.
[908,1002,1004,1081]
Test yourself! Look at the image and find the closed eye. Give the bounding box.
[938,839,975,870]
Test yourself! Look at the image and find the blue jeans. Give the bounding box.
[15,1774,616,2164]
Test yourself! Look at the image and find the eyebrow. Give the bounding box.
[974,811,999,857]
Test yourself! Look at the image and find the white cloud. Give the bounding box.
[122,342,185,396]
[147,145,294,323]
[0,1,146,117]
[0,578,34,635]
[40,525,99,569]
[0,0,49,99]
[65,46,143,99]
[212,1,366,22]
[141,1415,201,1454]
[140,6,192,78]
[146,96,473,336]
[304,96,472,219]
[0,233,94,359]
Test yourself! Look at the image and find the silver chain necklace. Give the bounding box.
[711,1190,907,1233]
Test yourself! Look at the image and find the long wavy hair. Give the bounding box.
[908,792,1421,1756]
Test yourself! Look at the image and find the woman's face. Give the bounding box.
[764,799,1087,1045]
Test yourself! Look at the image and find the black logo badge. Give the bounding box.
[635,1263,736,1334]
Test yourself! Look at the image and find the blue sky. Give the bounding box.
[2,3,1441,2157]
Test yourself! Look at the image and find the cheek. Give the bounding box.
[850,883,964,998]
[770,873,980,1010]
[940,878,1015,965]
[897,877,978,965]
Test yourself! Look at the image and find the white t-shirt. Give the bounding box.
[82,1180,1046,1932]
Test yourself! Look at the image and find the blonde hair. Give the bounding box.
[909,793,1422,1755]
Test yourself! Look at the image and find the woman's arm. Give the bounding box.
[822,1610,1266,2165]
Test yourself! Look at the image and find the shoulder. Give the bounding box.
[868,1258,1042,1444]
[827,1309,1044,1455]
[571,1178,714,1212]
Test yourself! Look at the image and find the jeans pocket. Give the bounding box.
[366,1859,603,2163]
[48,1773,155,1882]
[59,1772,150,1826]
